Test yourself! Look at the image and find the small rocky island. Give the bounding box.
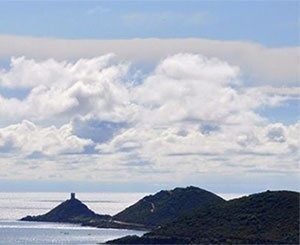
[21,193,150,230]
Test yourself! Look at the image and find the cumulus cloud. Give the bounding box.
[133,54,247,125]
[125,119,297,179]
[0,55,135,124]
[131,54,288,128]
[0,54,122,88]
[0,53,299,183]
[0,120,92,156]
[95,54,298,178]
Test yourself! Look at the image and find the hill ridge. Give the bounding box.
[113,186,225,226]
[108,190,300,244]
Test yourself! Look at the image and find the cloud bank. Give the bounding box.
[0,35,299,85]
[0,53,299,187]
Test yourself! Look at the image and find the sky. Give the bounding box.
[0,1,299,46]
[0,1,299,193]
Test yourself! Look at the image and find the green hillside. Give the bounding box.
[108,190,300,244]
[113,186,225,226]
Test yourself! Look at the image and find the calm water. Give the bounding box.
[0,192,148,244]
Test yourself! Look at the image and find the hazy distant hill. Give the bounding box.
[113,186,225,226]
[108,190,300,244]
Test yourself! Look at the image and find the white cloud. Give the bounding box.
[0,53,285,126]
[0,55,135,124]
[0,35,299,85]
[0,53,298,184]
[131,54,286,127]
[132,54,245,124]
[0,54,122,88]
[95,121,299,179]
[0,120,92,156]
[94,54,299,180]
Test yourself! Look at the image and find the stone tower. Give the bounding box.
[71,192,75,200]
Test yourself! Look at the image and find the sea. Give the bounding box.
[0,192,242,244]
[0,192,148,244]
